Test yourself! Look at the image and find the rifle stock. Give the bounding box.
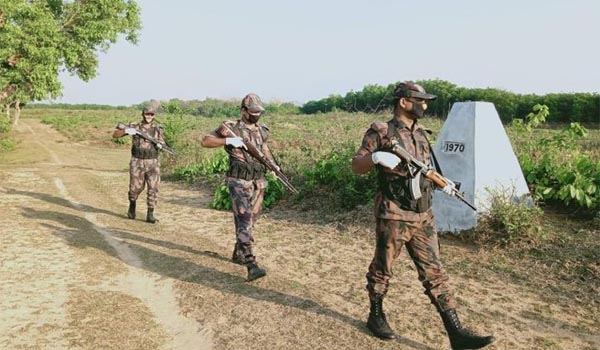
[219,124,299,194]
[390,141,477,211]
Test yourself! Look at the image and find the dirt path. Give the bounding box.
[1,119,599,350]
[0,120,211,350]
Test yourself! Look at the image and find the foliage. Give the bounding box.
[157,100,193,148]
[0,0,141,105]
[25,103,133,110]
[475,186,544,245]
[303,142,376,209]
[0,137,16,152]
[0,117,10,133]
[210,173,285,211]
[171,151,229,182]
[513,105,600,212]
[112,136,128,145]
[301,79,600,123]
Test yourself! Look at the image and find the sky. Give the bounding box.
[55,0,600,106]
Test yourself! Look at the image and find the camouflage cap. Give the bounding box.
[241,93,265,114]
[392,81,437,100]
[142,100,161,114]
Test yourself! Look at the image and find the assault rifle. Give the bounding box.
[117,122,178,156]
[389,140,476,211]
[134,129,178,156]
[219,124,299,194]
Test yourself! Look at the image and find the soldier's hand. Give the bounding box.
[442,181,456,196]
[371,152,401,169]
[125,128,137,136]
[156,143,163,150]
[225,137,247,149]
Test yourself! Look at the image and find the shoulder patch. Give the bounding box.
[370,121,388,132]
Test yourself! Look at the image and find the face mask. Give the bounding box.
[408,102,425,119]
[243,110,261,124]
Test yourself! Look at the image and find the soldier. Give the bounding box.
[351,82,495,349]
[201,93,275,282]
[113,100,165,224]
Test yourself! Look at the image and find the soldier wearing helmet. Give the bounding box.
[113,99,165,223]
[351,81,495,349]
[201,93,277,282]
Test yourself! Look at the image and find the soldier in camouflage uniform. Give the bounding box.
[351,82,495,349]
[113,100,165,224]
[201,93,275,282]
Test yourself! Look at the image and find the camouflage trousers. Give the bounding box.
[227,177,266,265]
[128,158,160,208]
[366,211,457,312]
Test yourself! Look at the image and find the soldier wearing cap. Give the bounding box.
[351,81,495,349]
[201,93,277,282]
[113,100,165,223]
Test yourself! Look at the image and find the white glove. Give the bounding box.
[125,128,137,135]
[156,143,163,150]
[225,137,247,149]
[442,181,456,196]
[371,152,401,169]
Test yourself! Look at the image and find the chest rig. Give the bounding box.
[226,121,268,180]
[377,119,434,213]
[131,124,159,159]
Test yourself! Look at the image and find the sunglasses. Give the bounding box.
[144,113,155,116]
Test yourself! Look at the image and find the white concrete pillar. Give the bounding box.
[431,101,531,233]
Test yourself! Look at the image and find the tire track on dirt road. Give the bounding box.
[2,119,212,350]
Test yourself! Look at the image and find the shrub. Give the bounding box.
[0,118,10,133]
[303,142,376,209]
[171,151,229,182]
[475,186,544,245]
[210,173,285,210]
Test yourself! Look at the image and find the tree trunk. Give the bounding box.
[12,99,20,126]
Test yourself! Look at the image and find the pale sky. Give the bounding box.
[55,0,600,106]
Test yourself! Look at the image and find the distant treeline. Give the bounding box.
[26,80,600,123]
[152,99,301,118]
[25,103,134,110]
[301,79,600,123]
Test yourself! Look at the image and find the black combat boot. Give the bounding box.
[127,200,136,219]
[367,296,396,340]
[440,309,495,349]
[146,208,159,223]
[246,263,267,281]
[231,245,246,265]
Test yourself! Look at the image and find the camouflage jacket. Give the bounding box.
[128,121,165,159]
[353,117,434,220]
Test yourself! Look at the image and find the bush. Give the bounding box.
[0,137,16,152]
[303,142,376,209]
[0,118,11,133]
[475,186,544,245]
[171,151,229,182]
[210,173,285,210]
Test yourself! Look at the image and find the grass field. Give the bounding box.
[2,107,598,349]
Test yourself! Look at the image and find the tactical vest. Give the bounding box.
[376,119,433,213]
[131,124,159,159]
[226,121,268,180]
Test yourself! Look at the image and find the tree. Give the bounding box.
[0,0,141,125]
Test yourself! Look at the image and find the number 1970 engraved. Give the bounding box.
[443,141,465,153]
